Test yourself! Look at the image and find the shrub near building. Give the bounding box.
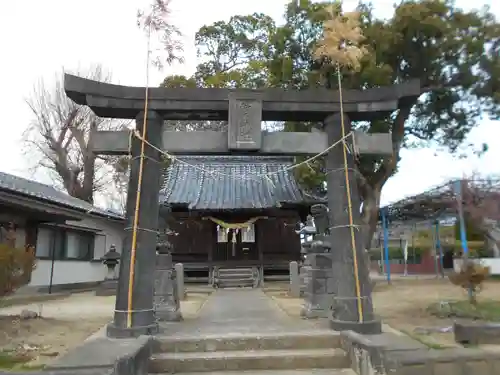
[0,224,36,298]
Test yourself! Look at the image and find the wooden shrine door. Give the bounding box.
[214,224,258,263]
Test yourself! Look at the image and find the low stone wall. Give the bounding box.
[340,330,427,374]
[454,321,500,346]
[385,348,500,375]
[341,330,500,375]
[42,335,153,375]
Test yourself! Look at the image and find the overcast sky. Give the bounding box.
[1,0,498,207]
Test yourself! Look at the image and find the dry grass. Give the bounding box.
[0,290,212,370]
[373,278,500,347]
[267,278,500,349]
[0,315,109,370]
[313,8,368,71]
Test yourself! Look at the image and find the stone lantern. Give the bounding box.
[95,244,121,296]
[157,205,175,254]
[154,204,182,321]
[296,215,316,265]
[102,244,121,279]
[295,215,316,298]
[300,204,335,319]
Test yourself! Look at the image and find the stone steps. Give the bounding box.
[217,268,255,289]
[218,273,254,280]
[149,348,349,373]
[154,331,341,353]
[150,331,350,374]
[218,279,254,288]
[157,370,356,375]
[218,268,254,276]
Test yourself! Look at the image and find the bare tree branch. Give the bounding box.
[457,176,500,257]
[23,65,129,205]
[137,0,184,70]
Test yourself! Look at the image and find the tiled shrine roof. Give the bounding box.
[0,171,123,220]
[159,155,311,210]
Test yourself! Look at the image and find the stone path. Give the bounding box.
[161,288,325,337]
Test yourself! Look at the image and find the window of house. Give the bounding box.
[35,228,52,258]
[35,227,94,261]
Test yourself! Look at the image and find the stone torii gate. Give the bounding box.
[64,74,421,338]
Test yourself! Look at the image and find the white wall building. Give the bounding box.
[30,216,124,289]
[0,171,124,292]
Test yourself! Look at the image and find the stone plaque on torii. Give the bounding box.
[64,74,421,338]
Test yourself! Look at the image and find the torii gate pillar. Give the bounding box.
[325,113,380,333]
[107,111,163,338]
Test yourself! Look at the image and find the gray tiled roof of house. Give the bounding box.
[0,171,123,220]
[160,156,307,210]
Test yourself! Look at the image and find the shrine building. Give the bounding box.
[159,155,319,283]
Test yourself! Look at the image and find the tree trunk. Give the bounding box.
[492,242,500,258]
[361,188,381,251]
[355,105,414,270]
[468,284,477,305]
[358,184,381,277]
[80,154,96,203]
[483,223,500,257]
[80,126,97,204]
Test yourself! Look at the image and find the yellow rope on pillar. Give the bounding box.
[127,23,153,329]
[336,64,364,323]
